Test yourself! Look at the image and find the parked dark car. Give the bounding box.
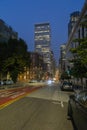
[61,81,73,91]
[67,90,87,130]
[0,81,4,86]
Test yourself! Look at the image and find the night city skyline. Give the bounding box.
[0,0,85,64]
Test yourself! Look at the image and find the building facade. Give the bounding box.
[59,44,66,73]
[0,19,18,42]
[61,0,87,87]
[34,23,52,73]
[68,11,80,37]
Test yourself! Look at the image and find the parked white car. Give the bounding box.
[0,81,4,86]
[3,79,14,85]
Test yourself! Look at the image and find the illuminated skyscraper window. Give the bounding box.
[34,23,51,72]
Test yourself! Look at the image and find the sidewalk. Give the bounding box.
[0,81,46,90]
[0,82,25,90]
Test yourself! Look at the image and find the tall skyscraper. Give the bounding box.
[34,23,52,72]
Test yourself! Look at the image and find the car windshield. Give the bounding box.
[76,91,87,107]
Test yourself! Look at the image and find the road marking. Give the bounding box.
[11,92,25,99]
[61,101,64,107]
[0,86,42,110]
[52,101,61,105]
[52,101,64,108]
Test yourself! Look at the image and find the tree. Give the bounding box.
[0,38,30,82]
[60,71,71,80]
[70,38,87,79]
[69,13,87,80]
[0,42,8,78]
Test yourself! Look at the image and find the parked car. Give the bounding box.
[29,80,38,83]
[61,81,73,91]
[0,80,4,86]
[67,90,87,130]
[3,79,14,85]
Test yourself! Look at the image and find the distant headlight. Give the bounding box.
[47,80,52,84]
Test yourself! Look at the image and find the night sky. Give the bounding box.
[0,0,85,64]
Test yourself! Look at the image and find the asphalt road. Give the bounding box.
[0,83,74,130]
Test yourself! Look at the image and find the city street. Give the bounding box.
[0,82,74,130]
[0,1,86,130]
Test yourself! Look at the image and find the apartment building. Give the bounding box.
[63,0,87,87]
[0,19,18,42]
